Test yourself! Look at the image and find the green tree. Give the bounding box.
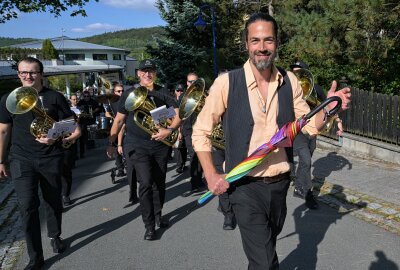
[42,39,59,60]
[0,0,98,24]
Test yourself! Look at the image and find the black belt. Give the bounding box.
[247,172,290,184]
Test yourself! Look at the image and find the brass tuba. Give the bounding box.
[124,86,178,146]
[178,78,225,150]
[6,86,72,148]
[293,69,336,133]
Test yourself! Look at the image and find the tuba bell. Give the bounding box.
[125,86,178,146]
[178,78,225,150]
[6,86,72,148]
[293,69,336,133]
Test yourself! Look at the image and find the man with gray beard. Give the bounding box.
[192,12,352,269]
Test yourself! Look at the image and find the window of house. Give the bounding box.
[93,54,108,60]
[65,54,85,61]
[112,54,122,60]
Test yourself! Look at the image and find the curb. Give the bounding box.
[312,178,400,236]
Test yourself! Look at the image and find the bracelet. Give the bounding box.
[117,145,122,147]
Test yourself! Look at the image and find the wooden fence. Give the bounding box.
[322,88,400,146]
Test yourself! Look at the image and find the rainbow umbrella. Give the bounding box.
[198,96,342,205]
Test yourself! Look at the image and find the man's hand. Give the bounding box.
[151,128,172,141]
[106,145,116,158]
[326,80,352,112]
[205,172,229,196]
[36,134,56,145]
[0,164,7,178]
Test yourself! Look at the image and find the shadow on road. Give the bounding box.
[43,206,141,269]
[369,251,399,270]
[279,185,358,270]
[312,151,352,180]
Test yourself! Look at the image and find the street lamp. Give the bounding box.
[194,4,218,78]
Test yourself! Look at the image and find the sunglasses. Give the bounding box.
[175,89,183,92]
[115,90,124,93]
[187,80,195,84]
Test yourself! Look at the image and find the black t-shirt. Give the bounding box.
[118,84,178,149]
[0,87,73,157]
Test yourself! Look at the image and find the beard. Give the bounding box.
[249,49,277,71]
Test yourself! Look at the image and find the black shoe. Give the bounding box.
[62,196,71,206]
[155,215,169,228]
[116,170,126,177]
[24,256,44,270]
[129,192,139,205]
[223,215,237,230]
[293,187,306,199]
[50,237,65,253]
[176,165,185,174]
[305,190,319,210]
[144,228,157,240]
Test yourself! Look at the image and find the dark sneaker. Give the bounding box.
[62,196,71,206]
[144,228,157,240]
[155,215,169,228]
[223,215,237,230]
[50,237,65,253]
[305,190,319,210]
[293,187,306,199]
[116,170,126,177]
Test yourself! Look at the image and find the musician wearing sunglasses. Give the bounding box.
[107,59,181,241]
[0,57,80,269]
[192,13,351,269]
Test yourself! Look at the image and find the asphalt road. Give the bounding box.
[13,142,400,270]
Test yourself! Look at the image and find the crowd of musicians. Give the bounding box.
[0,12,352,270]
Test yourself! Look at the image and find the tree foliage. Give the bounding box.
[42,39,59,60]
[0,0,98,24]
[151,0,400,95]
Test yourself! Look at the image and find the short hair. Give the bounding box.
[187,72,198,78]
[244,12,279,42]
[70,94,77,98]
[113,82,124,89]
[17,56,44,73]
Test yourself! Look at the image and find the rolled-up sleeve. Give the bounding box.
[288,72,319,136]
[192,74,229,152]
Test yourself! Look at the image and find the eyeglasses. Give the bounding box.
[115,90,124,93]
[18,71,41,77]
[187,80,195,84]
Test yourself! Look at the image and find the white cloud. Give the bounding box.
[71,23,122,33]
[101,0,157,10]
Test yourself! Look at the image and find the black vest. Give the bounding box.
[223,67,295,172]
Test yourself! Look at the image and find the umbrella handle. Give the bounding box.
[304,96,342,120]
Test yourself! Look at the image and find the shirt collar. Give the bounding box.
[243,59,284,91]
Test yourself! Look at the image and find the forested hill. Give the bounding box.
[80,26,165,59]
[0,37,36,47]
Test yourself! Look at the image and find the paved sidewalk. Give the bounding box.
[306,146,400,235]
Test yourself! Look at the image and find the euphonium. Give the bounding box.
[293,69,336,133]
[178,78,225,150]
[124,86,178,146]
[5,86,72,148]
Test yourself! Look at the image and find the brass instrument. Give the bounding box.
[124,86,178,146]
[293,69,336,133]
[6,86,73,148]
[178,78,225,150]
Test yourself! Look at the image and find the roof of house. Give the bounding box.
[8,37,130,53]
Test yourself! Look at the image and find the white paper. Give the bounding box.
[150,105,176,124]
[47,119,77,139]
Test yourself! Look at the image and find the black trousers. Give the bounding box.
[115,152,124,171]
[293,133,316,191]
[10,154,64,261]
[212,147,234,217]
[62,143,77,197]
[173,137,187,169]
[184,134,204,190]
[127,146,169,229]
[230,177,290,270]
[124,144,138,200]
[79,123,88,157]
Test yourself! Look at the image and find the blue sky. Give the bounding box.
[0,0,166,39]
